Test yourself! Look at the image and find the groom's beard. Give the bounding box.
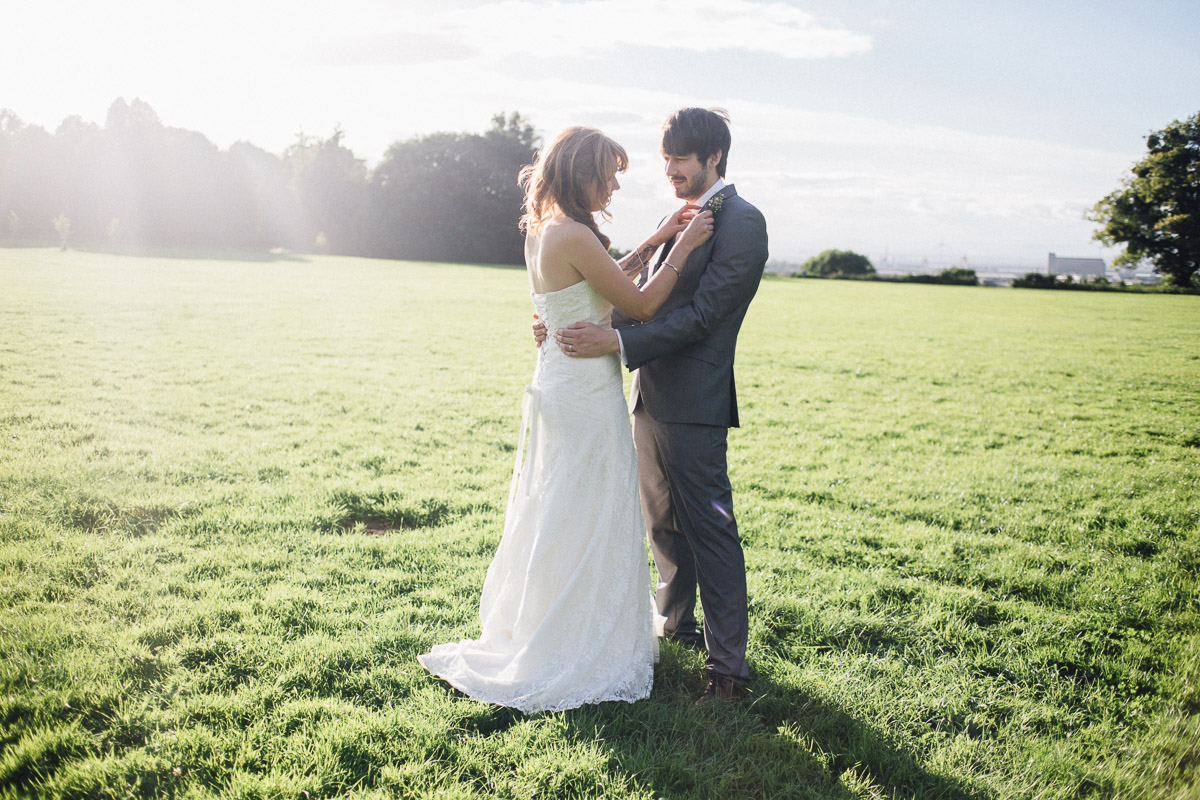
[673,164,710,201]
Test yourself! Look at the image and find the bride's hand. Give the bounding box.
[532,314,547,348]
[677,209,714,251]
[648,204,700,246]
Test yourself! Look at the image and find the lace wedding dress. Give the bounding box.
[418,280,660,713]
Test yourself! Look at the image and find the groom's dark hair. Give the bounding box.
[661,107,731,178]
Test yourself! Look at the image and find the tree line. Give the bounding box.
[783,249,980,286]
[0,99,538,265]
[5,101,1194,285]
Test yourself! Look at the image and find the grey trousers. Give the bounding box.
[633,407,750,685]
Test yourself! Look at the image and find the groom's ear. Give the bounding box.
[707,151,722,170]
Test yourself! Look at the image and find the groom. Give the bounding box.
[548,107,768,701]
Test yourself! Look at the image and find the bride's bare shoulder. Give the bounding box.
[528,217,591,265]
[540,216,590,241]
[539,219,604,260]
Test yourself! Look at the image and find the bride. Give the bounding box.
[418,127,713,713]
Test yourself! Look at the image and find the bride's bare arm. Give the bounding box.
[530,205,699,347]
[529,241,657,349]
[568,210,712,322]
[615,205,698,280]
[617,244,659,279]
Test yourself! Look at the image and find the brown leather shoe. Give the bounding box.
[695,674,746,704]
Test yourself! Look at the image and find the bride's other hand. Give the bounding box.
[678,209,714,250]
[532,314,547,348]
[648,203,700,246]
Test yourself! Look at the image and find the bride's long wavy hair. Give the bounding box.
[519,127,628,250]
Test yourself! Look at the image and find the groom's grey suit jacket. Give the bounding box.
[613,185,769,427]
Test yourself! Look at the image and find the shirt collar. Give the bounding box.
[693,177,726,208]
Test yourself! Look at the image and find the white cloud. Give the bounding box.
[306,0,873,64]
[726,102,1132,261]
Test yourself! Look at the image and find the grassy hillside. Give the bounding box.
[1,249,1197,799]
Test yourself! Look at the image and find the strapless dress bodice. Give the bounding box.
[532,280,614,333]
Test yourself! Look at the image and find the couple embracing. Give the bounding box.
[419,108,769,712]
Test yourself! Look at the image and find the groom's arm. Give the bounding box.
[620,205,768,369]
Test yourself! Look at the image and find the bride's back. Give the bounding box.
[525,217,590,295]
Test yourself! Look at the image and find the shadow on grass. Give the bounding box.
[747,667,984,800]
[544,643,984,800]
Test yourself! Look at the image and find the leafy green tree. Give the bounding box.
[54,115,105,243]
[937,267,978,285]
[366,112,538,264]
[162,127,243,247]
[0,111,60,243]
[800,249,875,278]
[1089,112,1200,288]
[286,130,367,254]
[101,98,170,246]
[229,141,302,250]
[0,111,17,240]
[897,267,979,285]
[1012,272,1060,289]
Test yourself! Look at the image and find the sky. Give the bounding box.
[4,0,1198,267]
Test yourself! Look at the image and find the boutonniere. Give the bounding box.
[705,195,724,213]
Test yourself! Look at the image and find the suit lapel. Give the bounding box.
[708,184,736,228]
[647,184,736,279]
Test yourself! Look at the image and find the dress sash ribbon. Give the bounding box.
[508,384,540,506]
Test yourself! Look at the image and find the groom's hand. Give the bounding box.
[555,322,619,358]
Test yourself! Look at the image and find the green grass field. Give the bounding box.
[1,248,1197,799]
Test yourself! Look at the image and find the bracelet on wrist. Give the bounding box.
[663,261,681,277]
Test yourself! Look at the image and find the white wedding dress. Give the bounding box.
[419,280,660,713]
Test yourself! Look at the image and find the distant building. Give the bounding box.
[1048,252,1106,277]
